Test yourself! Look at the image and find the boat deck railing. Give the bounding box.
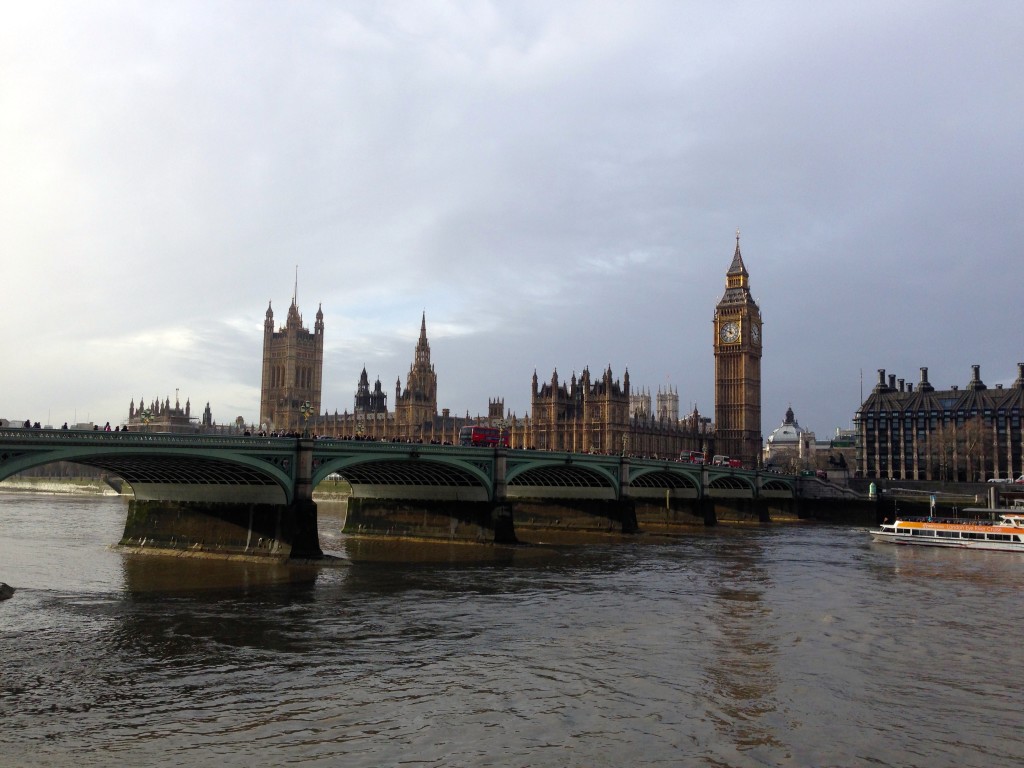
[896,515,998,525]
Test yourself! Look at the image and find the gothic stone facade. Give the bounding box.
[126,395,213,433]
[856,364,1024,482]
[313,313,482,444]
[527,366,710,457]
[713,233,763,468]
[259,298,324,433]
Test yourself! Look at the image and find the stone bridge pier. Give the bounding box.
[120,439,323,559]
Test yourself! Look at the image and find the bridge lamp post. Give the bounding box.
[300,400,313,438]
[495,418,509,448]
[140,409,152,432]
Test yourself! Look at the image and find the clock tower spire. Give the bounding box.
[713,231,763,468]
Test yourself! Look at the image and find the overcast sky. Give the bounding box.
[2,1,1021,437]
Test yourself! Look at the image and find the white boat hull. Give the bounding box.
[871,513,1024,552]
[871,530,1024,552]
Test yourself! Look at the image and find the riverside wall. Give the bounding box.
[342,494,882,543]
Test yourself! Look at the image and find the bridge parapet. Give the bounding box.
[0,428,280,449]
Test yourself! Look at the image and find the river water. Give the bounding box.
[1,493,1022,768]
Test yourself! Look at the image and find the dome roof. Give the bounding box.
[766,406,805,445]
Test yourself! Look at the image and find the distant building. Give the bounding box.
[831,427,856,447]
[527,366,709,457]
[855,364,1024,481]
[529,366,631,453]
[763,406,815,469]
[126,394,214,433]
[354,367,387,415]
[259,294,324,433]
[630,388,652,419]
[656,386,680,422]
[311,313,485,443]
[392,313,439,438]
[628,386,679,422]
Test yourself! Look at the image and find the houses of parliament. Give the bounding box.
[257,236,764,465]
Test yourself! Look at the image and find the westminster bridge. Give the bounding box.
[0,430,860,559]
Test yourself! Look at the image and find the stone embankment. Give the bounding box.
[798,476,864,500]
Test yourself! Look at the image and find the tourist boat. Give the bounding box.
[871,512,1024,551]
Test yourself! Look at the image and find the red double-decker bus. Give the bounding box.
[680,450,706,464]
[458,425,509,447]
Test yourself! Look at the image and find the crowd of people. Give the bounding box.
[18,420,130,432]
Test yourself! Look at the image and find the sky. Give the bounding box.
[2,1,1022,437]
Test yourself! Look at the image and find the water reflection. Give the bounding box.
[700,531,785,760]
[886,542,1024,591]
[337,536,538,565]
[114,555,323,663]
[119,553,321,596]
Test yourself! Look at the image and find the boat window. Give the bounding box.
[936,531,958,538]
[986,533,1011,542]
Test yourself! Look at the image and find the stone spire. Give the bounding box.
[414,312,431,367]
[727,229,749,278]
[720,229,754,306]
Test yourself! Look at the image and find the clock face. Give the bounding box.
[720,321,740,343]
[751,324,760,344]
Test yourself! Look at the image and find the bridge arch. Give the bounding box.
[707,474,756,499]
[313,454,493,501]
[627,466,701,499]
[0,441,294,503]
[505,456,619,500]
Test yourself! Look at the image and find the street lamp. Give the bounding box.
[495,418,509,448]
[140,409,152,432]
[299,400,312,437]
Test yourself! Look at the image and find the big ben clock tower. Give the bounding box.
[714,231,763,468]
